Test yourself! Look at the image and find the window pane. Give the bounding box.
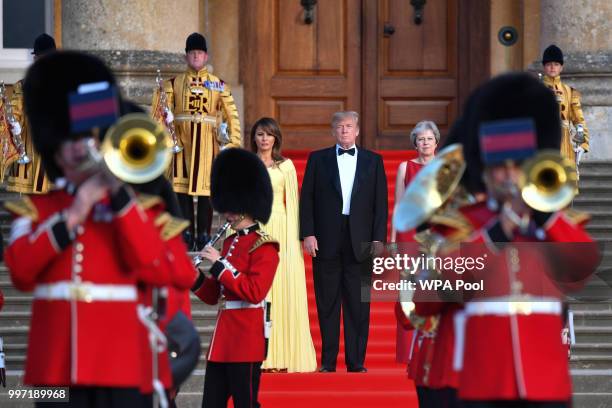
[3,1,46,49]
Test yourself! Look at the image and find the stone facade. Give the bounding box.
[539,0,612,160]
[0,0,608,157]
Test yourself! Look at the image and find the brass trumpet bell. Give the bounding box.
[101,113,173,183]
[393,144,466,232]
[520,150,577,212]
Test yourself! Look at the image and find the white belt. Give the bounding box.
[222,300,264,310]
[174,113,219,127]
[465,300,562,316]
[34,281,137,302]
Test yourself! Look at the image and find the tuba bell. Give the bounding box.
[100,113,173,184]
[520,149,577,212]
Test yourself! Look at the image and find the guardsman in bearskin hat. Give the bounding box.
[5,33,56,194]
[3,51,183,406]
[541,44,589,172]
[192,148,279,408]
[152,32,242,251]
[416,73,599,408]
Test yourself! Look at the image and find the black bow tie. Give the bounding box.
[338,147,355,156]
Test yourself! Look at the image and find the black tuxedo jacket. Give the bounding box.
[299,146,388,262]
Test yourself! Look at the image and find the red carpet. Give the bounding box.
[257,150,419,407]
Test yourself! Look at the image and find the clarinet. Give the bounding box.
[193,221,232,267]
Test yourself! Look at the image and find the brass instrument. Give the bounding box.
[193,221,232,266]
[393,143,466,233]
[81,113,173,184]
[102,113,173,183]
[393,144,466,335]
[155,70,182,154]
[520,149,577,212]
[0,81,30,164]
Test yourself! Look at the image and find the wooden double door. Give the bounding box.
[241,0,490,150]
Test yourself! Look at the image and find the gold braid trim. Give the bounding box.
[249,230,279,253]
[563,208,591,226]
[430,208,474,242]
[136,194,163,210]
[155,212,190,241]
[4,197,38,221]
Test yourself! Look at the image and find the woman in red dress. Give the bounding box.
[391,120,440,405]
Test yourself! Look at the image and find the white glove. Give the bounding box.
[575,146,585,165]
[163,107,174,124]
[219,122,229,143]
[9,121,21,136]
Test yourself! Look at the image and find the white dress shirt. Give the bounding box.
[336,144,358,215]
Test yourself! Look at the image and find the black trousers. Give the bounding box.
[36,387,143,408]
[462,401,569,408]
[202,361,262,408]
[177,193,212,237]
[312,216,371,370]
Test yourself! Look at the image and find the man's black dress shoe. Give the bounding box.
[347,367,367,373]
[318,367,336,373]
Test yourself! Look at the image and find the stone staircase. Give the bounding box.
[1,162,612,407]
[568,161,612,408]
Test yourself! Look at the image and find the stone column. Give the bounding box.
[539,0,612,160]
[61,0,200,104]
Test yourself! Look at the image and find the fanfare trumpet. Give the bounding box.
[81,113,173,184]
[520,149,577,212]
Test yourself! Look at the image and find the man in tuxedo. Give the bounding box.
[300,111,388,373]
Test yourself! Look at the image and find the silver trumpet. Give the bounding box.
[155,70,182,154]
[193,221,232,267]
[0,81,30,164]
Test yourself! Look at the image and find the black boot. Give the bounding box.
[182,231,195,252]
[195,234,211,251]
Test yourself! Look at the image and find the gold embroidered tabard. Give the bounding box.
[5,80,51,194]
[543,75,589,166]
[152,68,241,196]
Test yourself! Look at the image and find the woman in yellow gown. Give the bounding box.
[251,117,317,372]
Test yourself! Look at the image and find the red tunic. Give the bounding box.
[193,227,279,362]
[138,218,198,394]
[4,188,176,387]
[416,203,598,400]
[413,202,495,390]
[457,209,597,401]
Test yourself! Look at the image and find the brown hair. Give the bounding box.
[250,117,285,163]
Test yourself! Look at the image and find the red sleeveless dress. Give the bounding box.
[395,160,425,364]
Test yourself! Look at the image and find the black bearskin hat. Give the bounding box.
[210,148,273,223]
[31,33,56,56]
[452,73,561,194]
[23,51,118,181]
[542,44,564,65]
[185,32,207,53]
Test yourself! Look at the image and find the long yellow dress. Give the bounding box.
[261,159,317,372]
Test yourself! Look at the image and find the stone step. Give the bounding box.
[570,279,612,302]
[573,310,612,327]
[574,326,612,344]
[570,354,612,370]
[572,343,612,357]
[570,301,612,312]
[571,369,612,394]
[586,224,612,239]
[572,392,612,408]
